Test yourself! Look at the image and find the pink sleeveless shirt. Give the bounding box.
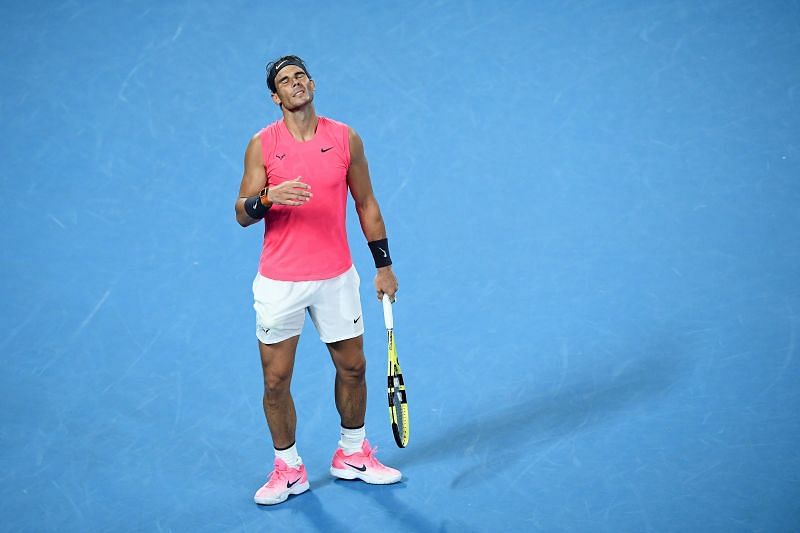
[257,117,353,281]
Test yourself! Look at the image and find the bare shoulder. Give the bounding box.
[348,127,366,162]
[246,131,262,152]
[245,132,263,161]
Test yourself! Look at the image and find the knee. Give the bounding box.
[336,356,366,382]
[264,370,292,397]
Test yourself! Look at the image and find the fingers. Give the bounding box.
[376,290,397,302]
[290,176,310,188]
[283,182,311,195]
[272,176,313,206]
[284,191,312,205]
[277,195,310,206]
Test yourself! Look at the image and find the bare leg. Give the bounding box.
[258,335,300,449]
[326,335,367,428]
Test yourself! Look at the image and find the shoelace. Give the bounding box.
[362,444,379,466]
[266,462,291,487]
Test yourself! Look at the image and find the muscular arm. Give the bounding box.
[347,128,387,241]
[235,134,312,227]
[234,134,268,228]
[347,128,398,299]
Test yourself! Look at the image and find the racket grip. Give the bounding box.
[382,294,394,330]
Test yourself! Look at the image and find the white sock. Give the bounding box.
[274,443,302,467]
[339,425,365,455]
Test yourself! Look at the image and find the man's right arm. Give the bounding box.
[234,135,268,228]
[234,134,314,228]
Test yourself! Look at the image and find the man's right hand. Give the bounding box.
[269,176,313,206]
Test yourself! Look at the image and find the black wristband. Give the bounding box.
[368,238,392,268]
[244,195,268,219]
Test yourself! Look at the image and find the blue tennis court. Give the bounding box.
[2,1,798,531]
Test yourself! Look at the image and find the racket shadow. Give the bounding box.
[395,348,688,489]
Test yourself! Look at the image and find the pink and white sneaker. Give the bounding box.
[330,439,402,484]
[254,458,309,505]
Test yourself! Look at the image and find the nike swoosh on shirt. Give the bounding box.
[321,146,334,152]
[354,316,361,324]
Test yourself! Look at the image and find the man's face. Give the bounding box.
[271,65,315,110]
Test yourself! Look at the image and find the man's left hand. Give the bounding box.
[375,266,398,301]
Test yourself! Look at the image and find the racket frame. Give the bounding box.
[383,295,409,448]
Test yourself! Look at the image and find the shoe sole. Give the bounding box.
[330,467,401,485]
[253,481,310,505]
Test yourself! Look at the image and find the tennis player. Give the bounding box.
[235,55,401,505]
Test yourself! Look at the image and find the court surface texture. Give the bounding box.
[1,1,798,531]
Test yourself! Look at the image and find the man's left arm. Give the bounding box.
[347,127,398,301]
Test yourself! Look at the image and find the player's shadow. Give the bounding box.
[394,346,689,489]
[258,489,350,532]
[334,479,476,533]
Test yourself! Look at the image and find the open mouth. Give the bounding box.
[292,89,305,97]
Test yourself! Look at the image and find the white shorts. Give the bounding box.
[252,265,364,345]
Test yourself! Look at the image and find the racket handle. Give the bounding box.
[382,294,394,330]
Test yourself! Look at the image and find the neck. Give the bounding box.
[282,105,318,142]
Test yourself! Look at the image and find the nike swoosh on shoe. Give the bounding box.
[344,462,367,472]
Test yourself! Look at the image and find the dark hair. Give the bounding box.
[265,55,311,93]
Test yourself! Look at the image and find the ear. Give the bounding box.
[308,79,316,92]
[271,92,282,106]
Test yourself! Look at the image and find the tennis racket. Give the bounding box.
[383,294,409,448]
